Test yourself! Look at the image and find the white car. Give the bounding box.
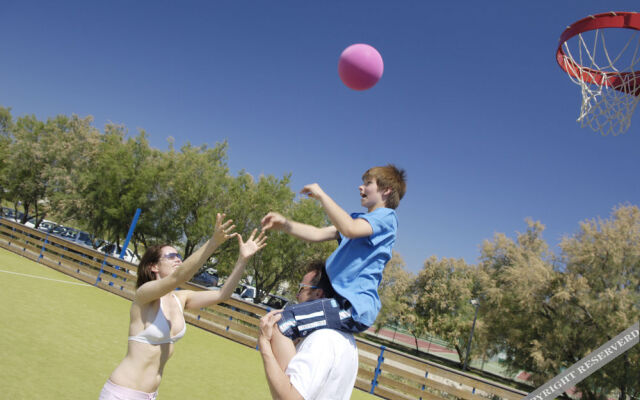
[25,217,56,231]
[1,207,24,223]
[50,226,96,249]
[98,243,140,265]
[231,284,257,303]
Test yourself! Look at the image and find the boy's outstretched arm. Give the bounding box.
[300,183,372,239]
[261,211,337,242]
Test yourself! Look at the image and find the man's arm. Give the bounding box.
[300,183,373,239]
[259,311,304,400]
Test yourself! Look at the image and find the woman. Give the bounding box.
[100,213,266,399]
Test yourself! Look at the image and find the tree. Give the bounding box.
[373,252,420,349]
[44,114,102,229]
[479,210,639,399]
[0,106,14,207]
[559,204,639,400]
[49,123,156,250]
[413,255,481,364]
[478,219,560,381]
[137,139,230,258]
[221,171,334,302]
[3,113,48,223]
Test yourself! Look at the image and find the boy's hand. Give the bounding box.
[237,228,267,260]
[212,213,236,245]
[261,212,287,231]
[300,183,326,200]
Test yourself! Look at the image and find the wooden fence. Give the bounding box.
[0,217,528,400]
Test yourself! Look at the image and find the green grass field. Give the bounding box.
[0,247,376,399]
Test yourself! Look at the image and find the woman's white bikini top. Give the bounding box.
[128,293,186,345]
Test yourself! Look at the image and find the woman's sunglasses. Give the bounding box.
[161,252,183,261]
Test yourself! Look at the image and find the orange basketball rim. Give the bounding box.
[556,12,640,135]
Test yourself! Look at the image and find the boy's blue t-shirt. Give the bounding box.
[325,207,397,327]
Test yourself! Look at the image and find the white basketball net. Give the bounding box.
[560,28,640,135]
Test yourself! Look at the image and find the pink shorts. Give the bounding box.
[99,380,158,400]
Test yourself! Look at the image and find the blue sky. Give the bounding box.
[1,1,638,273]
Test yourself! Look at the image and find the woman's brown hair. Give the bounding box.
[135,244,171,288]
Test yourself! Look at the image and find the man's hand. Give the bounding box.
[259,309,283,342]
[259,310,304,400]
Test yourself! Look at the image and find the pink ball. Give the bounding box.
[338,44,384,91]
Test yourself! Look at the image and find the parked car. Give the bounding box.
[232,283,257,303]
[98,243,140,264]
[191,267,219,287]
[23,216,36,229]
[71,229,97,248]
[49,224,71,237]
[0,207,24,223]
[49,225,98,249]
[24,217,56,230]
[261,294,290,309]
[37,220,58,233]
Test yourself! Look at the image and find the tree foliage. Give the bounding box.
[43,114,102,229]
[478,219,560,379]
[478,210,639,399]
[141,140,231,258]
[559,205,639,400]
[3,113,48,222]
[374,252,422,349]
[0,106,14,206]
[413,255,480,363]
[223,172,334,302]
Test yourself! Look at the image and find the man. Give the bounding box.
[259,261,359,400]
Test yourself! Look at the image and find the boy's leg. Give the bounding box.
[270,324,297,371]
[276,298,344,339]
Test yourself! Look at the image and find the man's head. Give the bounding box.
[296,260,335,303]
[362,164,406,209]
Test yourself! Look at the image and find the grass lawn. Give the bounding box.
[0,247,376,399]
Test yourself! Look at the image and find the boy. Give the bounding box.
[260,164,406,368]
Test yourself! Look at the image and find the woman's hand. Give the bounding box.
[237,228,267,260]
[212,213,237,246]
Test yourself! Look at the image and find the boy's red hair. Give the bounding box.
[362,164,406,209]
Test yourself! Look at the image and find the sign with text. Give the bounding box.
[523,321,639,400]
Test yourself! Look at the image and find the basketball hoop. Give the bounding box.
[556,12,640,135]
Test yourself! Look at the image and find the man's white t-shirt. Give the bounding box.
[285,329,359,400]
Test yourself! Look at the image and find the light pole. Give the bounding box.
[463,299,479,371]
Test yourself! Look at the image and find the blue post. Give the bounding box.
[95,254,108,286]
[227,315,233,331]
[120,208,141,260]
[370,345,385,394]
[111,208,141,284]
[420,371,429,399]
[38,233,49,261]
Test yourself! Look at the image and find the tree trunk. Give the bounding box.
[618,353,629,400]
